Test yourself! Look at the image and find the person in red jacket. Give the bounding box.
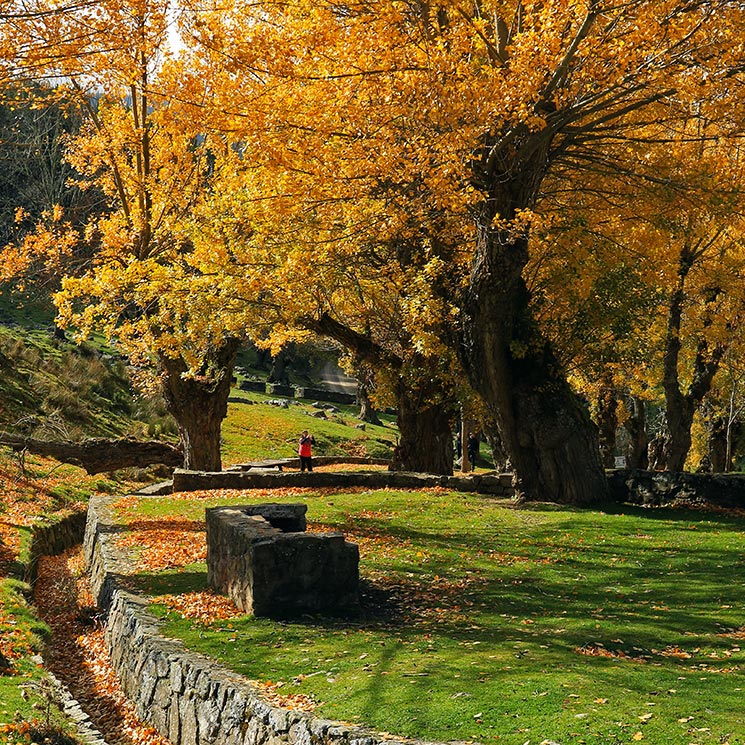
[298,430,315,472]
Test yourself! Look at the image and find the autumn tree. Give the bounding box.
[534,111,745,473]
[182,0,745,500]
[180,164,460,474]
[0,0,248,470]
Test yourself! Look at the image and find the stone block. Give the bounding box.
[295,387,357,405]
[207,504,359,618]
[266,383,295,397]
[239,380,267,393]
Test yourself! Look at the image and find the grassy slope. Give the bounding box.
[0,304,163,739]
[120,490,745,745]
[222,390,398,464]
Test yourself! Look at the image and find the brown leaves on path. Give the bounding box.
[116,515,207,571]
[34,549,172,745]
[155,589,241,624]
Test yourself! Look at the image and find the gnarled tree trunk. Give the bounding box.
[356,369,382,425]
[597,374,618,468]
[159,339,241,472]
[390,389,453,475]
[662,254,725,472]
[0,434,182,474]
[461,226,607,505]
[460,117,608,505]
[706,415,728,473]
[624,395,649,470]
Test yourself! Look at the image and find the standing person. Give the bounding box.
[467,432,479,469]
[298,430,315,472]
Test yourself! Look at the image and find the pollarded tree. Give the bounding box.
[183,0,745,502]
[0,0,249,470]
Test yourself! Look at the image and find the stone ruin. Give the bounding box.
[206,503,360,617]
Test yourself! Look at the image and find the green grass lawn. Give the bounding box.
[121,489,745,745]
[221,391,398,464]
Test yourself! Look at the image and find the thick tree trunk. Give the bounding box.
[159,339,240,472]
[482,417,510,472]
[662,400,695,473]
[461,230,607,505]
[460,121,608,505]
[0,434,182,474]
[597,375,618,468]
[357,375,382,425]
[662,257,725,471]
[624,395,649,470]
[389,390,453,475]
[706,415,728,473]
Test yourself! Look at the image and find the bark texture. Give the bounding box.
[159,339,241,472]
[460,115,608,505]
[624,395,649,470]
[597,377,618,468]
[389,389,454,475]
[461,227,607,505]
[0,434,182,474]
[662,254,725,471]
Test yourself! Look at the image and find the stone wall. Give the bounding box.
[236,380,357,405]
[206,504,359,617]
[294,387,356,405]
[23,509,88,586]
[173,468,515,496]
[228,456,392,472]
[607,469,745,508]
[83,495,425,745]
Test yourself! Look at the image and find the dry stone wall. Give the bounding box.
[206,503,359,617]
[173,468,515,496]
[22,509,88,586]
[607,469,745,508]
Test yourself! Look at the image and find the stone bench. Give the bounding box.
[206,503,359,618]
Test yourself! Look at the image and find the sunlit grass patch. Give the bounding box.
[112,489,745,745]
[221,393,397,464]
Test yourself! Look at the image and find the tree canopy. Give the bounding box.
[1,0,744,486]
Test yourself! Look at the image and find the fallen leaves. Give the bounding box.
[155,590,241,624]
[574,643,647,663]
[252,679,316,712]
[34,548,171,745]
[116,516,207,570]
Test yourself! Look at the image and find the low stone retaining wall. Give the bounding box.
[23,509,88,586]
[173,468,515,496]
[607,469,745,508]
[235,380,357,406]
[83,495,424,745]
[294,387,356,405]
[227,456,392,472]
